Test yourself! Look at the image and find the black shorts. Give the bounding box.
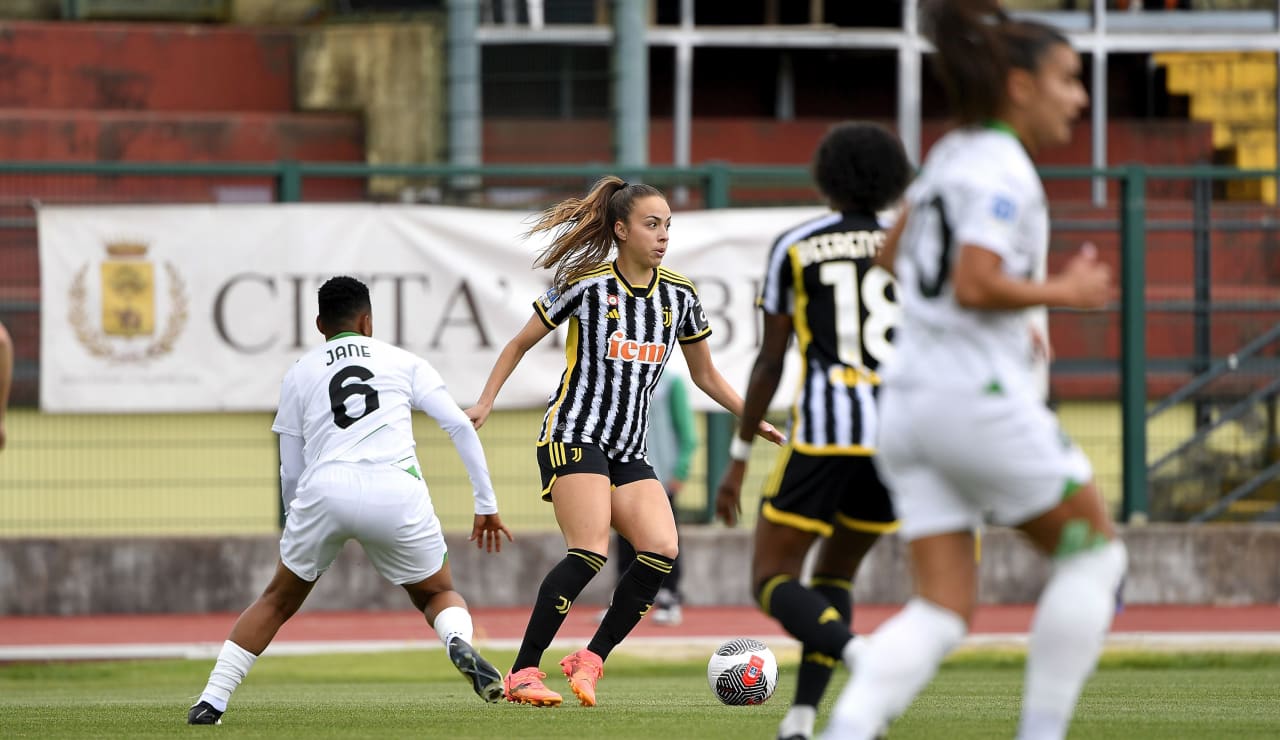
[537,442,657,501]
[759,448,898,536]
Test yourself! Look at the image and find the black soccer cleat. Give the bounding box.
[447,637,504,703]
[187,700,223,725]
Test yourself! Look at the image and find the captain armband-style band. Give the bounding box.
[729,436,754,462]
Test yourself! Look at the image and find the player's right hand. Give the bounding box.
[470,513,513,553]
[714,460,747,527]
[1059,242,1111,309]
[464,402,491,429]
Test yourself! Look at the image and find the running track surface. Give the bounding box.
[3,604,1278,661]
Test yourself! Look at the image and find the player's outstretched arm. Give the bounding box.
[714,312,792,526]
[465,313,551,429]
[420,385,507,531]
[954,242,1111,311]
[278,433,304,512]
[681,339,784,446]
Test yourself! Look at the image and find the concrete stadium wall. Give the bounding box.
[2,524,1278,616]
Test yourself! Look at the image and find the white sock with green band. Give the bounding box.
[1018,539,1127,740]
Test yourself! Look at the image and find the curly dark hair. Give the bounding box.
[812,121,913,214]
[317,275,371,329]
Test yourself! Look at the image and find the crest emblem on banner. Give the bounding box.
[68,241,188,363]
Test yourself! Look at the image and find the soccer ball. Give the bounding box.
[706,638,778,705]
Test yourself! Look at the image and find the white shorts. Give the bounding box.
[280,461,446,585]
[874,386,1093,542]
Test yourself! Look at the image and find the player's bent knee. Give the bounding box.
[1055,517,1117,559]
[1054,535,1127,592]
[753,573,792,613]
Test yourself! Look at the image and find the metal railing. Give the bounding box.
[3,161,1280,533]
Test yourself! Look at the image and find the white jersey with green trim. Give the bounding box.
[271,333,497,514]
[883,126,1049,400]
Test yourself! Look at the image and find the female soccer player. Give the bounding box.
[823,2,1125,739]
[715,121,912,740]
[467,176,784,707]
[188,276,514,725]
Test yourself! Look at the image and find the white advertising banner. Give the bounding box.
[39,203,825,413]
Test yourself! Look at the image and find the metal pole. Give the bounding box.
[613,0,649,173]
[278,161,302,202]
[1274,26,1279,204]
[776,52,795,121]
[898,0,922,165]
[673,0,693,205]
[447,0,483,191]
[1091,3,1107,206]
[1120,165,1149,523]
[1192,176,1213,430]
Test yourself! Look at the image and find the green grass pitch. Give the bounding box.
[1,649,1278,738]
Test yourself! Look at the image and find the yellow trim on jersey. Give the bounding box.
[657,267,697,292]
[834,512,901,534]
[567,264,614,286]
[762,444,793,498]
[791,441,876,456]
[809,575,852,591]
[827,364,882,387]
[533,300,558,329]
[678,326,712,344]
[788,245,812,443]
[541,317,581,442]
[610,262,659,297]
[761,501,834,538]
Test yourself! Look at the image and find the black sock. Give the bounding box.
[512,548,606,672]
[614,534,637,585]
[792,574,854,707]
[588,550,673,660]
[758,574,852,658]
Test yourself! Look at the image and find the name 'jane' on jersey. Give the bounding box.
[325,342,372,366]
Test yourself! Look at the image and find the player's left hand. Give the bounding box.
[755,420,785,446]
[470,513,514,553]
[714,460,747,527]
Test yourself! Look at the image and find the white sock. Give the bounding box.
[432,606,474,648]
[778,704,817,740]
[1018,540,1127,740]
[822,598,966,740]
[841,633,868,671]
[199,640,258,712]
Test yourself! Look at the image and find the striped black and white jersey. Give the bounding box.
[760,211,898,455]
[533,261,711,461]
